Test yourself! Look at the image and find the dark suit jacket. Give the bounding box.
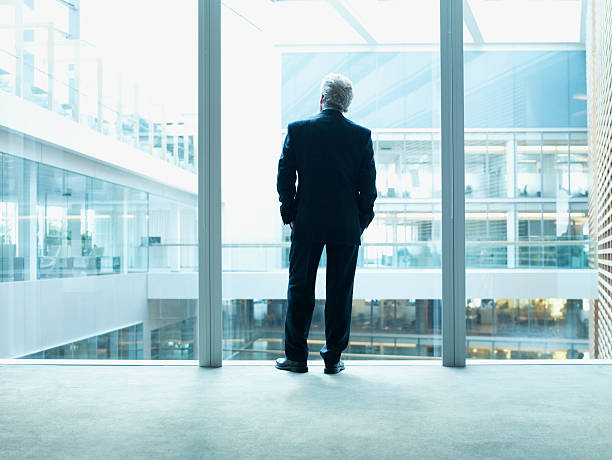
[277,108,377,245]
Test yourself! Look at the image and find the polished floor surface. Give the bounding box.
[1,362,611,460]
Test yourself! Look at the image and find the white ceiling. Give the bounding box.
[223,0,585,46]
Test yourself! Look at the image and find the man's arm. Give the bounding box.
[277,124,297,225]
[358,132,377,233]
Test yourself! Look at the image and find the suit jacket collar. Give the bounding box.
[320,108,344,118]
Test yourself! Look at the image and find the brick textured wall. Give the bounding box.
[589,0,612,358]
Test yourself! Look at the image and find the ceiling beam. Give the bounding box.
[463,0,484,43]
[327,0,376,44]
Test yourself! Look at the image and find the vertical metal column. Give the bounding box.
[68,0,81,40]
[117,76,123,141]
[134,86,140,149]
[440,0,466,367]
[198,0,222,367]
[97,57,103,133]
[73,39,81,123]
[47,22,54,111]
[14,0,23,98]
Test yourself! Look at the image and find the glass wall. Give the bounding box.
[0,0,198,361]
[1,152,33,282]
[36,160,148,279]
[0,150,198,359]
[221,0,443,361]
[1,0,596,362]
[220,0,593,362]
[1,152,149,282]
[463,0,592,359]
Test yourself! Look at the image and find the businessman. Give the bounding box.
[276,74,377,374]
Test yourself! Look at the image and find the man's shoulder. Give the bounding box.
[288,114,371,139]
[287,117,315,132]
[343,117,371,138]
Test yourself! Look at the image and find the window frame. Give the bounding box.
[198,0,467,367]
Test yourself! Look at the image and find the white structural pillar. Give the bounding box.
[440,0,466,367]
[198,0,222,367]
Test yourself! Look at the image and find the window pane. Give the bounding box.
[463,0,593,359]
[222,1,442,361]
[1,0,197,360]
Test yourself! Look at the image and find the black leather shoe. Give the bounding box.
[275,358,308,373]
[324,360,345,374]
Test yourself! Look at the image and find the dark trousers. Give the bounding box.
[284,240,359,364]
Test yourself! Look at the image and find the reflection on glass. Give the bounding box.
[223,299,441,360]
[34,160,150,278]
[466,298,589,359]
[21,323,144,359]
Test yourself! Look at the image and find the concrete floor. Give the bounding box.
[1,362,611,460]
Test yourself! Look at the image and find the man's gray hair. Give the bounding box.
[320,73,353,113]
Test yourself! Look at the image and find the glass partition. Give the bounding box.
[1,0,598,364]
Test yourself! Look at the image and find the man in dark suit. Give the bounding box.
[275,74,377,374]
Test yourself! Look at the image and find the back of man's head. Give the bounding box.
[320,74,353,113]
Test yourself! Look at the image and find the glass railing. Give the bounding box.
[37,254,122,279]
[87,241,591,274]
[8,239,586,282]
[0,35,197,172]
[148,243,198,272]
[220,241,593,271]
